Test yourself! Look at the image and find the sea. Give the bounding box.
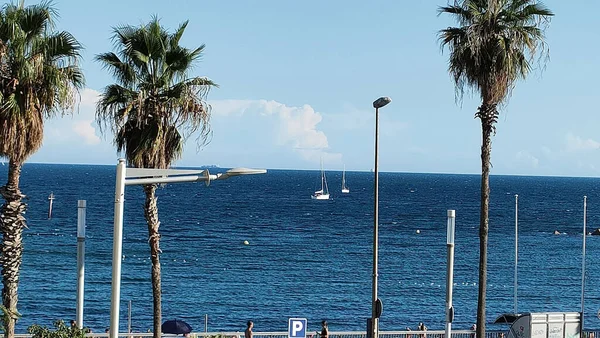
[1,163,600,334]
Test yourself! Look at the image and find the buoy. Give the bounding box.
[243,240,249,245]
[416,230,421,234]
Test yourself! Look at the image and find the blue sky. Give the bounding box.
[30,0,600,176]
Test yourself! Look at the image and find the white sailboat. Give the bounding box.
[311,160,330,200]
[341,165,350,194]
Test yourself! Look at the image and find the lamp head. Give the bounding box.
[216,168,267,180]
[373,96,392,109]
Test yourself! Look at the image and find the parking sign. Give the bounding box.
[288,318,307,338]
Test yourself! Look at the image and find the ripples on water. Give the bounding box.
[3,164,600,333]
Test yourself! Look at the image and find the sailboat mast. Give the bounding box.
[321,159,325,191]
[323,167,328,193]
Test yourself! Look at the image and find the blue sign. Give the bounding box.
[288,318,307,338]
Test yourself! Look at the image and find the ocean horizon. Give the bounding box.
[17,160,600,179]
[0,163,598,333]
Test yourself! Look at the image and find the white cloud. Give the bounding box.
[33,91,342,168]
[210,99,341,165]
[79,87,101,109]
[70,88,102,145]
[565,132,600,152]
[72,120,101,145]
[44,88,102,146]
[515,150,539,168]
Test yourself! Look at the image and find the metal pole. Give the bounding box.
[48,192,55,219]
[581,196,587,328]
[205,314,208,332]
[128,300,132,333]
[372,106,380,338]
[514,194,518,314]
[445,210,456,338]
[76,200,86,329]
[110,159,126,338]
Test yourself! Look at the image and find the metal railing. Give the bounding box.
[69,330,600,338]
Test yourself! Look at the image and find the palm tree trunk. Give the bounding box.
[143,184,162,338]
[0,159,26,338]
[476,103,497,338]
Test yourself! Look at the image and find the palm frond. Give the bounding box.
[438,0,552,104]
[19,0,56,38]
[165,44,204,75]
[170,20,188,47]
[96,17,217,169]
[112,24,137,51]
[95,52,136,87]
[34,31,82,63]
[0,0,83,162]
[96,84,137,131]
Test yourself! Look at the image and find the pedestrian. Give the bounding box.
[319,321,328,338]
[245,321,253,338]
[418,322,427,338]
[70,320,77,330]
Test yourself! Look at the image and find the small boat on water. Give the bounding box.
[312,160,330,200]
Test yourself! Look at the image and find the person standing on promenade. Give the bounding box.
[245,321,253,338]
[319,321,329,338]
[418,322,427,338]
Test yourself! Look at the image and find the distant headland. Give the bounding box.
[199,164,220,169]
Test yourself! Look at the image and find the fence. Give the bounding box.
[50,330,597,338]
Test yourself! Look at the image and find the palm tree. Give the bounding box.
[95,17,216,338]
[438,0,552,336]
[0,1,84,336]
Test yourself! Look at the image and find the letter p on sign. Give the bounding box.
[288,318,307,338]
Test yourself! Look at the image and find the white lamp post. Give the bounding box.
[514,194,518,315]
[109,159,266,338]
[76,200,86,329]
[371,96,391,338]
[445,210,456,338]
[581,195,587,330]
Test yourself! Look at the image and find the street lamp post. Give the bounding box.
[76,200,86,329]
[445,210,456,338]
[109,159,266,338]
[514,194,518,315]
[581,195,587,330]
[371,96,391,338]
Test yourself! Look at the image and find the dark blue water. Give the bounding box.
[3,164,600,334]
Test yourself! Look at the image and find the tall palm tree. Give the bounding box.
[0,1,84,336]
[438,0,552,336]
[95,17,216,338]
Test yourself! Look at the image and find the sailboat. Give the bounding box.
[311,160,330,200]
[341,165,350,194]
